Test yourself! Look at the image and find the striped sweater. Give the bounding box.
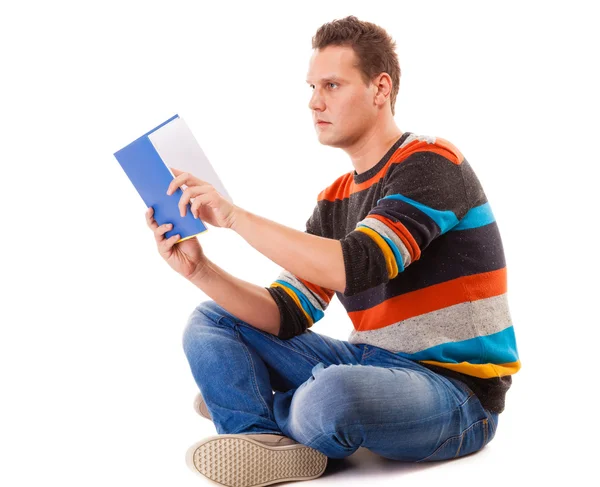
[265,131,521,413]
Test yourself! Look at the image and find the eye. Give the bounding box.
[308,83,338,90]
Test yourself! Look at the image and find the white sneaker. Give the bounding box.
[186,433,328,487]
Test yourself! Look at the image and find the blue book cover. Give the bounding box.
[114,114,233,243]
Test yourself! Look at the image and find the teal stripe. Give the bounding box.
[396,326,519,364]
[379,194,459,234]
[275,280,324,324]
[357,224,405,273]
[452,202,495,231]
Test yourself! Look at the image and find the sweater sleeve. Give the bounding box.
[265,203,336,340]
[340,151,470,296]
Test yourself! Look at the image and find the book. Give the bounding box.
[114,114,233,243]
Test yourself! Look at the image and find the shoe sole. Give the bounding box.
[186,434,328,487]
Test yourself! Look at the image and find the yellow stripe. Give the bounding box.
[270,282,313,326]
[419,360,522,379]
[356,226,398,278]
[176,228,209,243]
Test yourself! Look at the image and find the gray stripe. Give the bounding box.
[358,217,411,267]
[400,133,437,147]
[274,270,328,311]
[348,293,512,354]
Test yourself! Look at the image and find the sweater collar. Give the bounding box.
[353,132,412,184]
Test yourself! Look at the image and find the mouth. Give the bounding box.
[316,121,331,126]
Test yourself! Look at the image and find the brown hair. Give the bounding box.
[312,15,401,116]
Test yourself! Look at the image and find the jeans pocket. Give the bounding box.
[417,417,489,462]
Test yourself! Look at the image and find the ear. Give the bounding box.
[373,73,392,107]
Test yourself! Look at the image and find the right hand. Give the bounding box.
[145,206,207,280]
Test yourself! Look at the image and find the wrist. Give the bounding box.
[229,206,249,232]
[187,259,210,283]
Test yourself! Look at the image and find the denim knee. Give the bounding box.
[288,364,360,433]
[288,363,446,439]
[182,300,245,375]
[181,300,222,354]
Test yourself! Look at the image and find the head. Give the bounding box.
[306,16,401,148]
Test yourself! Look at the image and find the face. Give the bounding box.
[306,45,378,148]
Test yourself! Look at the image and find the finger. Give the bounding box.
[178,186,208,217]
[153,222,173,244]
[170,167,208,184]
[166,170,204,196]
[166,171,190,196]
[168,167,209,187]
[190,193,212,218]
[146,207,158,230]
[159,233,181,254]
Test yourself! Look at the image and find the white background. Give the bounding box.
[1,0,597,485]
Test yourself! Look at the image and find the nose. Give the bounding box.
[308,88,325,112]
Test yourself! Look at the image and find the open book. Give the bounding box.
[114,114,232,243]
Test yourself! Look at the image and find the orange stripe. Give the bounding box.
[299,277,335,304]
[426,137,464,166]
[348,267,507,331]
[318,137,464,203]
[367,214,421,261]
[317,172,354,203]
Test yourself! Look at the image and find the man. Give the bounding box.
[145,15,520,487]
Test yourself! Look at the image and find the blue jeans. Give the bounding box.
[181,300,499,462]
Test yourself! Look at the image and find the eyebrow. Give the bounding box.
[306,76,346,84]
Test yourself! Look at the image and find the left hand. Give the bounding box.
[166,167,238,229]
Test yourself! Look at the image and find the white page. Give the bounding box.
[148,116,233,203]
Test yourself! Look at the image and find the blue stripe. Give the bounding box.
[357,224,405,273]
[378,194,459,234]
[451,202,495,231]
[395,326,519,365]
[275,280,324,324]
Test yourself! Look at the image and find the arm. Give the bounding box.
[340,151,470,296]
[265,266,336,339]
[162,168,341,333]
[187,258,281,336]
[223,201,337,339]
[230,210,346,294]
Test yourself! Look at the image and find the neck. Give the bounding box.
[346,120,403,177]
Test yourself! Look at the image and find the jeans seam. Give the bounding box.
[304,400,476,450]
[483,418,488,444]
[419,417,487,463]
[363,349,377,360]
[457,389,477,407]
[454,431,465,458]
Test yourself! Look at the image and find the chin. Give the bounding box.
[317,132,345,149]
